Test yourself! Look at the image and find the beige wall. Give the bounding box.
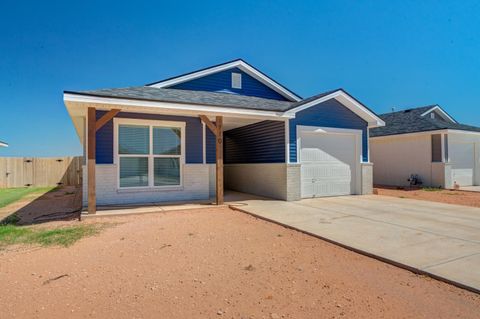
[448,132,480,186]
[370,134,434,187]
[224,163,289,200]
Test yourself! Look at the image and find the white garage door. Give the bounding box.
[300,129,359,198]
[450,142,474,186]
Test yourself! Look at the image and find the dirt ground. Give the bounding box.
[0,186,82,224]
[375,186,480,208]
[0,208,479,319]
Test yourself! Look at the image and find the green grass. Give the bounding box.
[0,223,103,248]
[0,187,56,208]
[422,187,443,192]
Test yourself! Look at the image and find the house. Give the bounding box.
[63,59,385,213]
[0,141,7,147]
[370,105,480,188]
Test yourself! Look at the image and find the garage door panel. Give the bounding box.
[450,142,474,186]
[300,130,358,198]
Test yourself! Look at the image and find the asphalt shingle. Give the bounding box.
[370,105,480,137]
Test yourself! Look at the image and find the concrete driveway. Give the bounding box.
[228,194,480,292]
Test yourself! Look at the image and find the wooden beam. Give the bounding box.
[199,115,218,137]
[95,109,120,132]
[215,116,224,205]
[87,107,96,214]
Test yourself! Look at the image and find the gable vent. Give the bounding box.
[231,72,242,89]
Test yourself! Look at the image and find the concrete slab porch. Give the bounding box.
[228,194,480,293]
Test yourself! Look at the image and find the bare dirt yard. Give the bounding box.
[375,186,480,208]
[0,207,479,319]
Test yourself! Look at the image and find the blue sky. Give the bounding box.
[1,1,479,156]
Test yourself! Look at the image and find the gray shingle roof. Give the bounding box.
[65,86,295,112]
[65,86,373,115]
[370,105,480,137]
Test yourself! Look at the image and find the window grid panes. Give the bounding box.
[118,122,183,188]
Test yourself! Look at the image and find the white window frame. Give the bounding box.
[231,72,242,89]
[114,118,186,190]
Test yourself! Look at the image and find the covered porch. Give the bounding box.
[64,94,292,214]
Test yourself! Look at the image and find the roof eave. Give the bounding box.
[285,89,385,128]
[63,92,294,120]
[145,59,302,102]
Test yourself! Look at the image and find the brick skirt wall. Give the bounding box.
[82,164,210,206]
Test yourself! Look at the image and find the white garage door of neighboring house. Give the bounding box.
[299,126,361,198]
[450,142,475,186]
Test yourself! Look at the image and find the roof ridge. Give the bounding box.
[379,104,437,116]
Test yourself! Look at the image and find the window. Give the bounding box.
[116,119,184,188]
[231,72,242,89]
[430,112,435,119]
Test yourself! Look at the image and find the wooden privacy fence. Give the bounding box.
[0,156,83,188]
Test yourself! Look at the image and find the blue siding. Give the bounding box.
[206,128,216,164]
[224,121,285,164]
[289,99,369,162]
[95,111,203,164]
[169,67,289,101]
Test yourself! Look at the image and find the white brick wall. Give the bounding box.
[286,164,301,201]
[360,163,373,195]
[82,164,210,206]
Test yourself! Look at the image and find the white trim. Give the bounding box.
[296,125,363,196]
[421,105,457,123]
[0,141,8,148]
[284,90,385,128]
[113,118,186,190]
[146,60,302,102]
[370,129,480,140]
[202,122,206,164]
[231,72,242,89]
[285,120,290,163]
[64,93,293,120]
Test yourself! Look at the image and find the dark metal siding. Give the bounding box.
[224,120,285,164]
[289,99,369,162]
[206,128,216,164]
[95,111,203,164]
[169,67,289,101]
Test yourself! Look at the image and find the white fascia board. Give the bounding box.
[63,93,293,121]
[370,129,480,140]
[285,90,385,128]
[147,60,302,102]
[369,130,448,140]
[420,105,457,123]
[0,142,8,147]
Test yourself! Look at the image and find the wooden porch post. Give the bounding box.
[86,108,121,214]
[199,115,224,205]
[215,116,224,205]
[87,107,96,214]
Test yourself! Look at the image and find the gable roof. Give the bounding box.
[64,86,294,112]
[64,86,384,126]
[146,59,302,102]
[370,105,480,137]
[285,88,385,127]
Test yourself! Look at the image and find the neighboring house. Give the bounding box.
[63,59,384,213]
[370,105,480,188]
[0,141,8,147]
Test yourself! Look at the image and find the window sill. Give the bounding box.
[116,186,184,194]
